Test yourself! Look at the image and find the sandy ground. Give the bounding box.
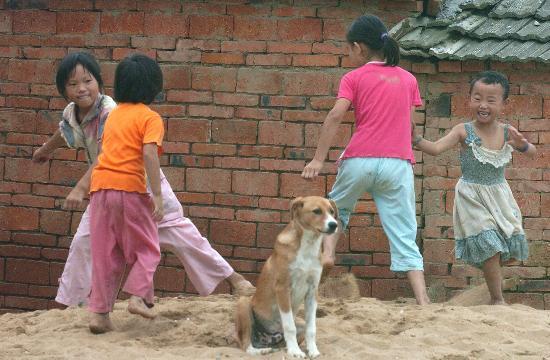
[2,279,550,360]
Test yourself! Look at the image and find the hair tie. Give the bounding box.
[380,32,388,41]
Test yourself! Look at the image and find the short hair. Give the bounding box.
[56,52,104,100]
[469,70,510,100]
[114,54,163,105]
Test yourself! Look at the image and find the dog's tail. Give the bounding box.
[234,296,253,350]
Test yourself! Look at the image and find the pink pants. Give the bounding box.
[88,190,160,313]
[56,172,234,307]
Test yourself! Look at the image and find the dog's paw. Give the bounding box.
[246,344,273,355]
[308,347,321,359]
[286,348,307,359]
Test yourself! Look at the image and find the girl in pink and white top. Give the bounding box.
[302,14,430,305]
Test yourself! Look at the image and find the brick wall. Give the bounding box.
[0,0,548,312]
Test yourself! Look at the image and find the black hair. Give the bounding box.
[346,14,400,66]
[114,54,163,105]
[56,52,103,100]
[469,70,510,100]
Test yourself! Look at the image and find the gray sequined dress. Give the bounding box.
[453,122,528,268]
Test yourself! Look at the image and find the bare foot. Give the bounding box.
[490,299,507,305]
[232,279,256,296]
[89,313,114,334]
[128,296,157,319]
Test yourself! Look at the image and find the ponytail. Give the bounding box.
[346,14,400,66]
[382,36,400,66]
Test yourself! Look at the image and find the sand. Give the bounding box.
[2,280,550,360]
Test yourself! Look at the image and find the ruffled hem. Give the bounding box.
[469,142,512,168]
[455,229,528,268]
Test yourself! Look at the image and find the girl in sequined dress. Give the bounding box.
[413,71,537,305]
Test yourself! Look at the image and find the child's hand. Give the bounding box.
[507,127,529,151]
[302,159,324,179]
[151,194,163,222]
[63,187,86,210]
[32,144,51,163]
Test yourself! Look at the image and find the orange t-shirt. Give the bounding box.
[90,103,164,194]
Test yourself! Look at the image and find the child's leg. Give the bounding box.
[482,253,505,305]
[373,158,430,305]
[56,206,92,307]
[157,175,253,296]
[325,158,368,272]
[88,191,126,333]
[119,192,161,318]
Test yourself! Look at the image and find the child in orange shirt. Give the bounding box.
[66,54,165,333]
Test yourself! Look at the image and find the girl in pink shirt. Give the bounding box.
[302,14,430,305]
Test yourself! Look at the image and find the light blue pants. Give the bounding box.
[329,157,424,272]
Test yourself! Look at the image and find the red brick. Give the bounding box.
[41,248,68,261]
[95,0,137,10]
[221,40,266,53]
[28,285,58,298]
[0,282,28,296]
[49,0,94,10]
[131,36,176,50]
[57,11,99,33]
[5,96,49,109]
[352,266,395,279]
[272,6,316,17]
[261,95,305,108]
[188,206,234,220]
[267,41,312,54]
[283,72,332,95]
[236,209,281,223]
[258,197,290,211]
[371,278,414,300]
[237,69,282,94]
[0,81,28,96]
[235,107,281,121]
[161,65,191,89]
[8,59,56,83]
[154,266,185,292]
[144,13,188,36]
[12,233,56,246]
[258,121,303,146]
[259,159,305,172]
[13,10,56,34]
[191,143,236,156]
[11,194,55,208]
[192,66,237,92]
[210,220,256,246]
[137,0,181,11]
[279,173,326,198]
[151,104,185,117]
[211,119,257,144]
[4,296,48,310]
[234,17,277,40]
[277,18,322,41]
[292,54,340,67]
[176,38,220,52]
[238,145,283,158]
[4,157,49,183]
[257,223,286,247]
[189,15,233,39]
[322,19,348,41]
[186,168,231,193]
[215,194,258,207]
[188,104,234,118]
[246,54,292,66]
[166,118,210,142]
[312,41,348,55]
[0,244,41,259]
[112,47,156,61]
[6,259,49,285]
[214,156,260,170]
[202,52,244,65]
[232,171,278,196]
[39,209,71,235]
[213,93,258,106]
[167,90,212,103]
[0,182,31,195]
[49,160,89,186]
[227,4,271,16]
[101,12,144,34]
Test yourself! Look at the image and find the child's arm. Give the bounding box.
[301,98,351,179]
[507,126,537,158]
[32,130,66,163]
[413,124,465,156]
[143,143,163,221]
[63,157,97,210]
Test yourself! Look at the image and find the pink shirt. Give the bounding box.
[338,62,422,163]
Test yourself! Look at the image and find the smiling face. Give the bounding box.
[469,80,506,125]
[64,64,100,117]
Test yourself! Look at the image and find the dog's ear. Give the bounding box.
[329,199,338,219]
[290,197,304,220]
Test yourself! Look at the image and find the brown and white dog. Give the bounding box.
[235,196,338,358]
